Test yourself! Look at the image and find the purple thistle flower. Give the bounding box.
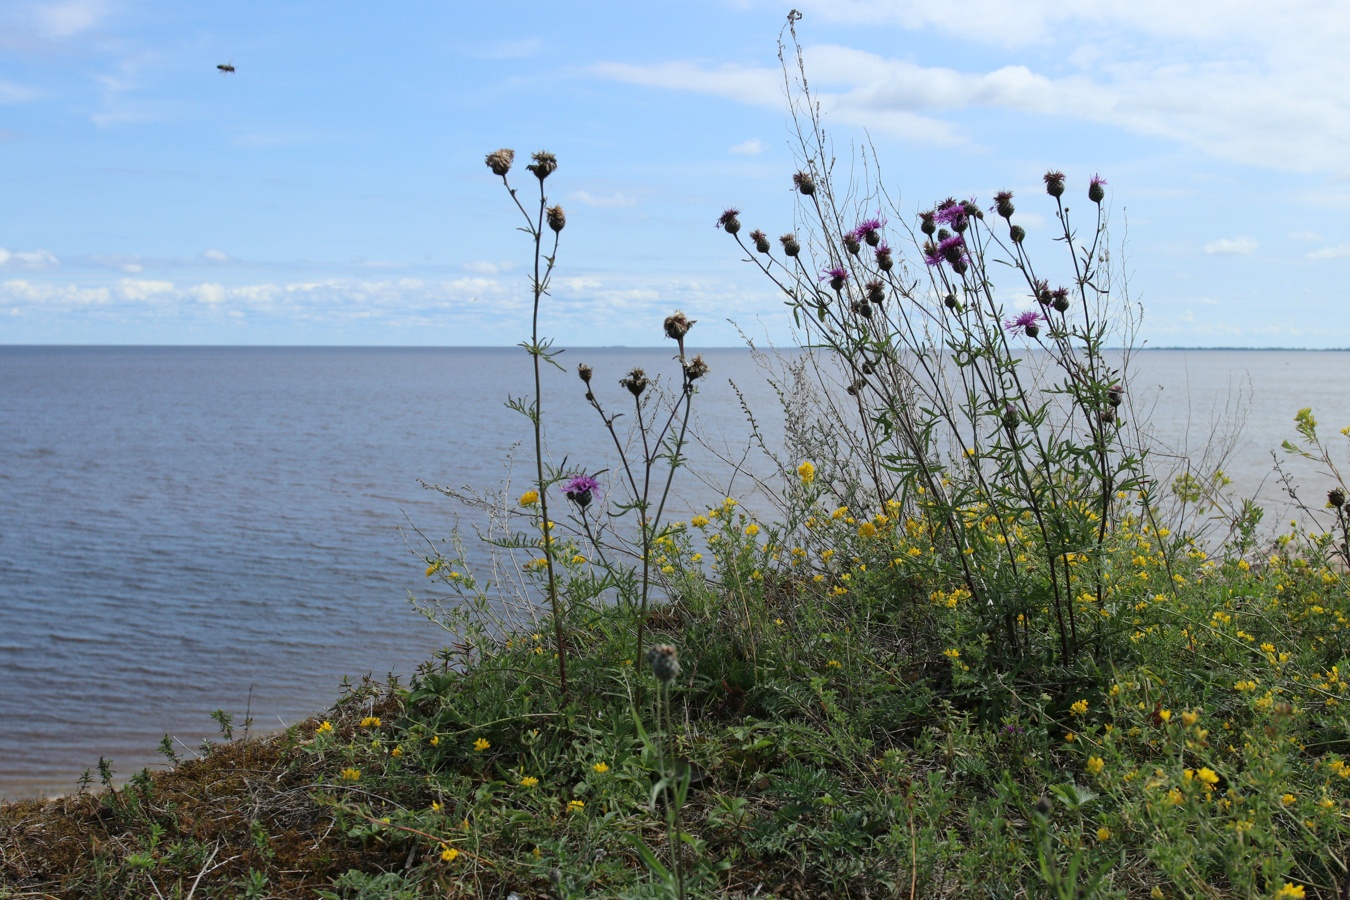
[933,201,966,227]
[821,266,848,290]
[1089,174,1107,204]
[852,216,887,246]
[562,474,601,509]
[715,208,741,234]
[1005,310,1043,337]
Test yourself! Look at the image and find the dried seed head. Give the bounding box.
[1329,487,1346,509]
[646,644,680,682]
[527,151,558,181]
[683,354,710,382]
[1043,170,1066,199]
[793,171,815,195]
[577,363,593,385]
[1099,407,1117,425]
[750,229,770,253]
[663,310,695,342]
[620,367,649,398]
[485,148,515,177]
[546,204,566,233]
[845,377,867,397]
[861,360,875,375]
[779,233,801,257]
[993,190,1015,219]
[1107,384,1123,407]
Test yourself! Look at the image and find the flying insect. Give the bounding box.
[217,63,235,73]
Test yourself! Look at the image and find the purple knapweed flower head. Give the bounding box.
[933,200,968,232]
[992,191,1015,219]
[852,216,887,247]
[716,207,742,234]
[875,241,893,272]
[562,474,601,509]
[821,266,848,290]
[1005,309,1043,337]
[1043,171,1066,199]
[1089,174,1107,204]
[938,234,968,267]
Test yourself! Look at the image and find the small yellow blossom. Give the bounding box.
[1275,884,1306,899]
[1282,793,1296,806]
[592,762,609,774]
[441,845,460,863]
[827,659,841,668]
[429,735,440,746]
[425,561,441,577]
[797,461,816,485]
[567,800,585,813]
[943,648,960,659]
[340,768,361,782]
[360,716,382,728]
[1158,709,1171,723]
[745,523,760,536]
[1234,680,1258,691]
[473,737,490,752]
[391,746,403,758]
[520,490,539,507]
[691,514,709,528]
[1086,756,1105,775]
[431,800,443,812]
[317,720,333,734]
[1180,709,1199,727]
[520,776,539,788]
[1096,827,1111,842]
[1070,699,1089,716]
[1196,767,1219,786]
[858,521,877,538]
[831,506,849,520]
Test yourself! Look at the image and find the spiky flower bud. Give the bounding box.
[1088,174,1107,204]
[1002,404,1020,431]
[1329,487,1346,509]
[1107,384,1123,407]
[843,233,861,256]
[993,191,1015,219]
[1009,225,1026,244]
[485,148,515,177]
[1043,170,1066,199]
[620,368,649,398]
[546,204,566,233]
[647,644,680,683]
[920,212,936,236]
[875,244,893,272]
[577,363,593,384]
[793,171,815,195]
[527,151,558,181]
[943,293,958,310]
[950,258,968,276]
[779,233,801,257]
[1051,288,1070,313]
[866,280,885,305]
[851,300,872,318]
[716,208,741,235]
[663,310,695,343]
[1023,322,1040,338]
[1034,280,1052,306]
[750,229,770,254]
[683,354,710,382]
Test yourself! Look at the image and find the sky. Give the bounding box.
[2,0,1349,348]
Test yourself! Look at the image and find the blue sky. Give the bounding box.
[2,0,1349,347]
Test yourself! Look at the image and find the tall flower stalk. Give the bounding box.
[486,148,569,693]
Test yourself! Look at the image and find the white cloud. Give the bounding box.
[1203,236,1257,255]
[0,248,59,270]
[32,0,107,38]
[203,249,231,263]
[1289,230,1323,241]
[570,190,637,208]
[729,139,764,155]
[0,80,38,104]
[1306,244,1350,259]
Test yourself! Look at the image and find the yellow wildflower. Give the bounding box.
[745,523,760,536]
[473,737,490,752]
[1086,756,1105,775]
[360,716,382,728]
[440,845,459,863]
[568,800,585,812]
[1070,699,1088,716]
[1196,767,1219,786]
[520,490,539,507]
[691,515,709,528]
[340,768,361,782]
[797,461,816,485]
[858,521,877,538]
[826,659,841,668]
[943,648,960,659]
[317,720,333,734]
[592,762,609,774]
[1096,827,1111,842]
[831,506,848,520]
[391,746,403,758]
[1275,885,1306,899]
[520,776,539,788]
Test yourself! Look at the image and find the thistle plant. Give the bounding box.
[486,147,570,692]
[719,16,1157,668]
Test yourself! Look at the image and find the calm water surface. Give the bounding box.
[0,346,1345,798]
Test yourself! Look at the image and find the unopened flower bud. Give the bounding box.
[485,148,515,177]
[716,208,741,235]
[851,300,872,318]
[1002,405,1020,431]
[546,204,566,233]
[750,229,770,253]
[1107,384,1123,407]
[866,280,885,305]
[1051,288,1070,313]
[1043,170,1066,199]
[780,233,801,257]
[1328,487,1345,509]
[527,151,558,181]
[577,363,593,384]
[950,258,968,276]
[920,212,936,236]
[943,293,958,310]
[843,233,861,256]
[1009,225,1026,244]
[646,644,680,682]
[793,171,815,196]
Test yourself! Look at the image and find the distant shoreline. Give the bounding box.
[2,344,1348,352]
